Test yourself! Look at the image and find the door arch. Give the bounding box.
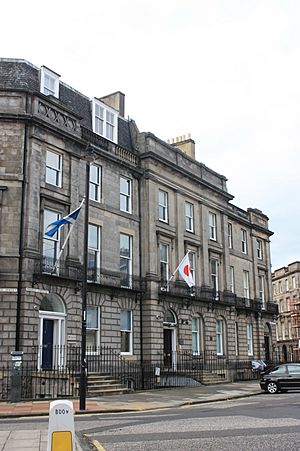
[38,293,66,370]
[163,309,177,368]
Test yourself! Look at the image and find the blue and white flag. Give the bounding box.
[44,204,82,238]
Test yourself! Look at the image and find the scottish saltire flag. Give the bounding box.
[44,204,82,238]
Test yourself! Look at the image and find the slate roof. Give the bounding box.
[0,59,133,151]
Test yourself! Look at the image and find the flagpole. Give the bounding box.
[51,198,85,274]
[79,161,90,411]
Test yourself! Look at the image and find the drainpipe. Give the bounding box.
[79,159,90,411]
[16,94,29,351]
[128,119,144,388]
[137,173,144,389]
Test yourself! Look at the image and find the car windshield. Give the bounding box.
[264,365,286,375]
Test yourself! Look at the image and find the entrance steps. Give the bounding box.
[87,372,130,397]
[200,370,229,385]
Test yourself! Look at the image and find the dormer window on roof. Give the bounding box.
[40,66,60,98]
[92,98,118,143]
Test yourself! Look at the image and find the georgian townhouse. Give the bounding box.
[272,262,300,362]
[0,59,277,389]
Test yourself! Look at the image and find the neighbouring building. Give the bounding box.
[0,59,278,391]
[272,262,300,361]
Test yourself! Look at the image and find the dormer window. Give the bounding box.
[40,66,60,98]
[92,99,118,143]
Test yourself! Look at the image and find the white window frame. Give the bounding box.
[105,109,115,141]
[160,243,169,287]
[192,317,200,355]
[43,209,60,272]
[120,233,132,288]
[285,278,289,292]
[228,223,233,249]
[288,320,292,339]
[120,176,132,214]
[256,239,263,259]
[247,323,253,356]
[281,320,285,340]
[159,190,168,223]
[89,164,101,202]
[185,202,194,232]
[88,224,101,282]
[241,229,247,254]
[120,310,133,355]
[92,98,118,143]
[209,212,217,241]
[235,322,239,356]
[259,275,265,309]
[188,252,196,284]
[46,150,62,187]
[243,270,250,300]
[292,276,296,289]
[230,266,235,293]
[210,259,219,296]
[216,319,224,356]
[86,306,100,352]
[40,66,60,98]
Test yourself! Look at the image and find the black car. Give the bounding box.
[260,363,300,394]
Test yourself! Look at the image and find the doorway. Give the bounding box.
[264,323,271,361]
[163,310,177,368]
[38,294,66,370]
[42,319,54,369]
[282,344,288,362]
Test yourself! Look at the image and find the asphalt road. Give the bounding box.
[81,392,300,450]
[1,392,300,450]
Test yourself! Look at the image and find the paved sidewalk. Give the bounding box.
[0,380,261,418]
[0,381,262,450]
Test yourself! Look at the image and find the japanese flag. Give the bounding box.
[178,253,195,288]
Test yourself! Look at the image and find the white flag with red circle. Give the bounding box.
[178,253,195,288]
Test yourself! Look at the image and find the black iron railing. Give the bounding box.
[0,346,289,401]
[38,257,82,280]
[35,259,145,292]
[159,282,278,314]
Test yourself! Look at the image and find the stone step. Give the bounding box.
[88,377,121,383]
[201,376,228,385]
[87,372,130,397]
[87,387,129,396]
[88,374,116,379]
[88,383,127,390]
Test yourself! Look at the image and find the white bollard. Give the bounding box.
[47,400,75,451]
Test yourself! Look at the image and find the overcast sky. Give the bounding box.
[2,0,299,270]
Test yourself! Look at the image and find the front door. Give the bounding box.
[39,313,66,370]
[264,335,270,361]
[164,329,172,367]
[282,344,288,362]
[42,319,54,370]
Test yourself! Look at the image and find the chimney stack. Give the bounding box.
[168,134,195,159]
[100,91,125,118]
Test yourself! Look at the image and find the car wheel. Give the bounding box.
[266,381,278,394]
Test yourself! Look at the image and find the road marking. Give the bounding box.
[92,439,106,451]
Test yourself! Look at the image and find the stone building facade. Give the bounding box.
[272,262,300,361]
[0,58,277,370]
